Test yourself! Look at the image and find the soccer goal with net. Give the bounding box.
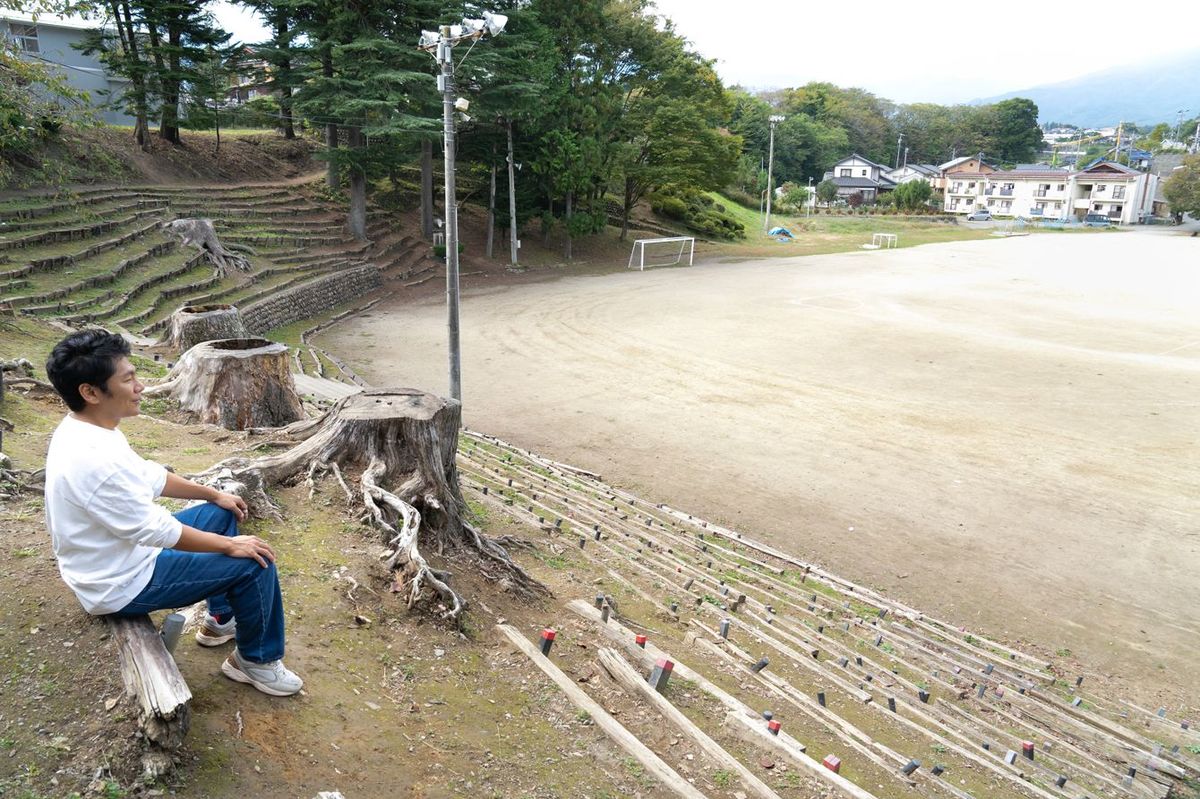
[626,236,695,271]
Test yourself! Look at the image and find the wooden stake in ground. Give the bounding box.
[197,389,546,619]
[165,218,254,277]
[496,624,708,799]
[166,304,248,353]
[145,338,303,430]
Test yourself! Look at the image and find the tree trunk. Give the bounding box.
[347,128,367,241]
[274,10,295,140]
[145,338,303,430]
[197,389,546,619]
[621,176,634,242]
[158,20,183,145]
[112,0,148,148]
[486,151,496,259]
[420,139,434,240]
[564,190,573,260]
[322,48,339,191]
[166,304,247,353]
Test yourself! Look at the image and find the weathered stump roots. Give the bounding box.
[145,338,303,430]
[165,218,254,277]
[198,389,546,619]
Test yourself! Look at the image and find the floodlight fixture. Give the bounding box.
[454,97,470,112]
[462,18,485,36]
[418,29,440,50]
[459,113,472,123]
[483,11,508,36]
[769,114,785,123]
[448,24,463,39]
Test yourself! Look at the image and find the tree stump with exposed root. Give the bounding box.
[145,338,303,430]
[165,218,254,277]
[196,388,547,620]
[167,304,247,353]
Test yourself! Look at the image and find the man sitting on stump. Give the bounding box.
[42,330,302,697]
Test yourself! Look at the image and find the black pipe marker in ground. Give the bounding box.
[931,765,944,776]
[600,606,610,624]
[816,691,826,707]
[1055,776,1067,788]
[539,629,556,656]
[901,760,919,776]
[918,689,930,703]
[762,710,773,721]
[887,696,896,712]
[751,657,769,674]
[719,619,730,639]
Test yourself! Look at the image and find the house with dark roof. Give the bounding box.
[821,154,896,202]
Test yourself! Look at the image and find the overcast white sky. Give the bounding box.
[213,0,1198,105]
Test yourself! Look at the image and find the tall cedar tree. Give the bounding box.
[295,0,437,239]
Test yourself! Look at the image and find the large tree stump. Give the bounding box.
[197,388,547,620]
[166,304,248,353]
[165,218,254,277]
[145,338,303,430]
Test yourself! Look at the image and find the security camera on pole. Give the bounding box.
[418,12,508,404]
[764,115,784,232]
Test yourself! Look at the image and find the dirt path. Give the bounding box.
[322,230,1200,706]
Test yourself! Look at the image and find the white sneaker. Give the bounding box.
[221,649,303,697]
[195,613,236,647]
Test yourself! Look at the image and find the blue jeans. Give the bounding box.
[112,503,286,663]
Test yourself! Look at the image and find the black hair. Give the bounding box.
[45,330,131,413]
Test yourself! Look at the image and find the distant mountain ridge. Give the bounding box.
[973,48,1200,128]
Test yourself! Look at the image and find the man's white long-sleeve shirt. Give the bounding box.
[44,414,183,614]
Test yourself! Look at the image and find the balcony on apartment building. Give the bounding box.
[998,187,1014,196]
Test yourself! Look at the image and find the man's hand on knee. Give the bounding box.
[214,491,249,521]
[225,535,276,568]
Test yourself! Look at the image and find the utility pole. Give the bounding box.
[764,114,784,232]
[419,12,508,405]
[437,27,462,402]
[507,119,518,266]
[895,132,904,169]
[1191,121,1200,155]
[806,176,812,218]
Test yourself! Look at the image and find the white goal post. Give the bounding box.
[627,236,695,271]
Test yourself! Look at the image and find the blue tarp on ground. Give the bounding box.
[768,226,793,238]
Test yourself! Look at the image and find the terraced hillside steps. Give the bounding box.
[449,430,1199,799]
[1,179,435,343]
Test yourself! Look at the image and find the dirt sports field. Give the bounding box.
[324,230,1200,705]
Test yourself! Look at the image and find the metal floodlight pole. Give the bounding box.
[764,115,783,232]
[420,12,506,405]
[438,28,462,403]
[807,176,812,218]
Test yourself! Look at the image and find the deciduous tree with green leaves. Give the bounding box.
[1163,154,1200,220]
[816,178,838,206]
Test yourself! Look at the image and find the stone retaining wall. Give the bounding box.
[242,264,381,334]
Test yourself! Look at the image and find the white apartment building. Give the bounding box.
[1070,161,1158,224]
[982,168,1072,219]
[942,159,1158,224]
